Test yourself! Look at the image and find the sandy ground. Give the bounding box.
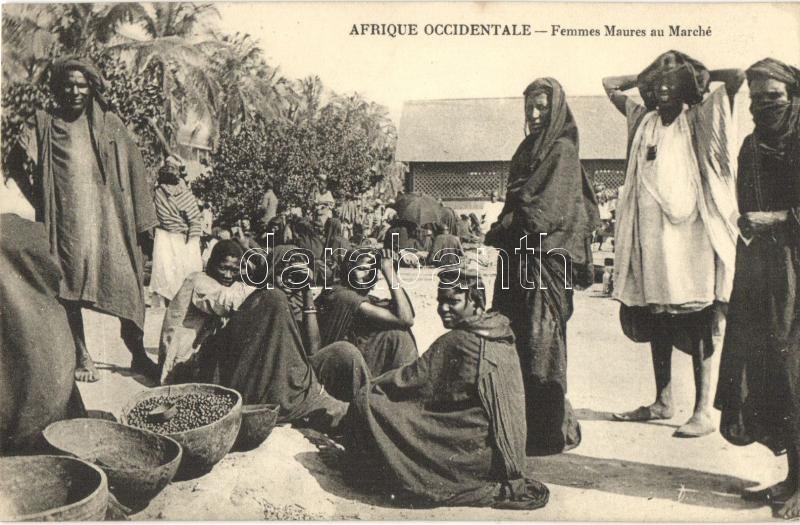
[77,255,788,521]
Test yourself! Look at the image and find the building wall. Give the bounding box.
[408,159,626,202]
[409,162,507,201]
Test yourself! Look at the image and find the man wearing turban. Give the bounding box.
[714,58,800,519]
[7,57,159,382]
[602,51,744,437]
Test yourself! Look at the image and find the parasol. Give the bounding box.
[392,193,443,227]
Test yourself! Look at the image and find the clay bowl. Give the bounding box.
[43,418,182,510]
[234,404,280,451]
[0,455,108,521]
[120,384,242,478]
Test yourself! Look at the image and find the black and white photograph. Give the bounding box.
[1,1,799,520]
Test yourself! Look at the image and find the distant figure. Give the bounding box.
[605,51,743,437]
[151,157,203,306]
[427,222,463,268]
[260,180,279,229]
[482,190,505,233]
[7,57,159,381]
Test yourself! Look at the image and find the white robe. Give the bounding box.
[613,86,739,311]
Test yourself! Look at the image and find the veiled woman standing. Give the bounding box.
[486,77,599,456]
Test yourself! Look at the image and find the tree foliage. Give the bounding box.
[2,2,400,224]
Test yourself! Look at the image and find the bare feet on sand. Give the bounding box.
[75,357,99,382]
[777,491,800,520]
[743,479,796,504]
[612,402,674,422]
[673,412,715,438]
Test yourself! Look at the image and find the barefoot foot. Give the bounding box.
[612,402,674,422]
[674,412,715,438]
[75,358,99,383]
[777,491,800,519]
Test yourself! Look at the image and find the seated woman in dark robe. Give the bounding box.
[214,243,357,433]
[342,268,549,509]
[1,214,85,452]
[316,248,418,377]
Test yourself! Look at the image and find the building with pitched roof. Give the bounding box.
[395,96,629,206]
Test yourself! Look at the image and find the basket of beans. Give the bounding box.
[121,384,242,478]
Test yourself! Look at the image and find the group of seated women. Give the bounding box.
[155,241,549,510]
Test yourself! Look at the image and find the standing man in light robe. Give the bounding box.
[604,51,743,437]
[7,57,159,382]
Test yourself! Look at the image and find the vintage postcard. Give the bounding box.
[1,1,800,521]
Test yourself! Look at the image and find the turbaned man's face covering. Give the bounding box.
[746,58,800,155]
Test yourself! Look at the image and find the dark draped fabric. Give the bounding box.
[214,287,347,432]
[441,207,460,236]
[1,214,85,453]
[343,312,549,509]
[714,135,800,455]
[316,285,418,376]
[323,218,351,281]
[491,77,598,455]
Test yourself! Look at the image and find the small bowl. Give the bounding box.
[0,455,108,521]
[43,418,182,510]
[120,383,242,478]
[234,404,280,451]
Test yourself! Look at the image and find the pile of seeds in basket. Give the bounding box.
[127,393,237,433]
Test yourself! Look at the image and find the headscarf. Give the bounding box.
[47,57,109,109]
[636,50,710,111]
[745,58,800,157]
[505,78,600,280]
[746,58,800,96]
[206,240,244,279]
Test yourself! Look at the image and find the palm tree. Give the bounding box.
[285,75,326,124]
[106,3,222,145]
[209,32,292,136]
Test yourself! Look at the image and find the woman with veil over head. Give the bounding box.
[486,77,599,456]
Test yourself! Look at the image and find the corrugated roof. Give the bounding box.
[396,96,630,162]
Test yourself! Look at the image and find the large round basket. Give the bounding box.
[0,455,108,521]
[43,418,182,510]
[120,384,242,478]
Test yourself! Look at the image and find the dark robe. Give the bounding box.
[490,77,599,456]
[9,102,157,331]
[316,285,418,376]
[428,233,463,267]
[714,134,800,455]
[323,218,351,282]
[344,312,549,509]
[1,214,85,453]
[215,287,348,432]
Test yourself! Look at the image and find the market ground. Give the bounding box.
[78,257,787,521]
